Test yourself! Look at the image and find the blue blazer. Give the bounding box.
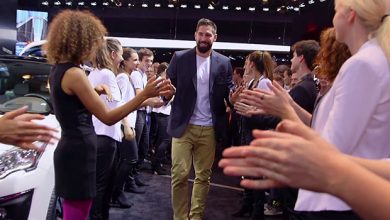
[167,48,234,139]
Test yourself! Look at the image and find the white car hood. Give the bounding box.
[0,114,60,154]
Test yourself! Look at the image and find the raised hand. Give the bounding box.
[219,120,343,193]
[0,106,58,151]
[240,81,298,121]
[143,76,171,98]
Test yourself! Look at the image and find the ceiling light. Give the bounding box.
[110,0,121,7]
[208,4,214,10]
[54,1,61,6]
[65,1,72,6]
[78,1,85,6]
[168,4,174,8]
[222,5,228,10]
[263,7,269,11]
[308,0,315,4]
[154,3,161,7]
[91,1,97,6]
[141,3,148,7]
[294,7,300,11]
[209,0,219,7]
[194,4,201,9]
[235,6,242,10]
[103,2,109,6]
[180,4,187,8]
[249,7,255,11]
[299,3,305,7]
[41,1,49,6]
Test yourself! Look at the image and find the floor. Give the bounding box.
[109,156,284,220]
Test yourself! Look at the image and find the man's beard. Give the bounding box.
[196,41,212,53]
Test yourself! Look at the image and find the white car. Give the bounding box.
[0,55,61,220]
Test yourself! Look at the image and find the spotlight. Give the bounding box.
[249,7,256,11]
[91,1,97,6]
[180,4,187,8]
[141,3,148,7]
[263,7,269,11]
[194,4,201,9]
[65,1,72,6]
[235,6,241,10]
[209,0,219,7]
[78,1,85,6]
[154,3,161,7]
[168,4,174,8]
[208,4,214,10]
[41,1,49,6]
[54,1,61,6]
[222,5,228,10]
[110,0,122,7]
[308,0,315,4]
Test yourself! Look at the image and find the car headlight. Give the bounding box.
[0,143,46,179]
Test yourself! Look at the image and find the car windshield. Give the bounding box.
[0,56,52,114]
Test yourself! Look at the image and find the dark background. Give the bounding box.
[2,0,335,67]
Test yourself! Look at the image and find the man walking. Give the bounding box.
[167,18,233,220]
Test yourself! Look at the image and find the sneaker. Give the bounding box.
[264,201,283,216]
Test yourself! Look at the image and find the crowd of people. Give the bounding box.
[3,0,390,219]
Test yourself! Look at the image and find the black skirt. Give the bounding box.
[54,133,97,200]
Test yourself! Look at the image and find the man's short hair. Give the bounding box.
[138,48,154,62]
[292,40,320,71]
[234,67,244,78]
[196,18,217,34]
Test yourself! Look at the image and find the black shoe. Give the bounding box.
[135,176,149,187]
[124,181,146,194]
[110,192,133,209]
[232,204,253,217]
[152,166,170,175]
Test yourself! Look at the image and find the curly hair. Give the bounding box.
[314,27,351,82]
[45,10,107,65]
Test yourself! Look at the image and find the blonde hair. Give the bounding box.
[94,38,122,71]
[45,10,106,65]
[343,0,390,62]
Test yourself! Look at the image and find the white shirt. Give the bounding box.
[295,39,390,211]
[152,101,172,115]
[189,55,213,126]
[117,72,137,128]
[256,75,272,91]
[130,69,147,111]
[88,68,123,142]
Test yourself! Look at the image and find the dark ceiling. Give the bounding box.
[17,0,335,65]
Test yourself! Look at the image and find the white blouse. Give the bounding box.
[295,39,390,211]
[88,68,123,142]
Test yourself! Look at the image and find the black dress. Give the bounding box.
[49,63,97,200]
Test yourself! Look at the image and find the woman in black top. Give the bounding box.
[45,10,173,220]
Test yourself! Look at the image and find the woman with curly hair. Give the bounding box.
[46,10,171,220]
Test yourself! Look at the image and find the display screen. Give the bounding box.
[16,10,48,55]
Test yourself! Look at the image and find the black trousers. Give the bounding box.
[152,113,171,166]
[111,135,138,199]
[135,110,149,166]
[289,210,361,220]
[90,136,118,220]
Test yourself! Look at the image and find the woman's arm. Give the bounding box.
[219,120,390,220]
[62,67,168,125]
[346,156,390,180]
